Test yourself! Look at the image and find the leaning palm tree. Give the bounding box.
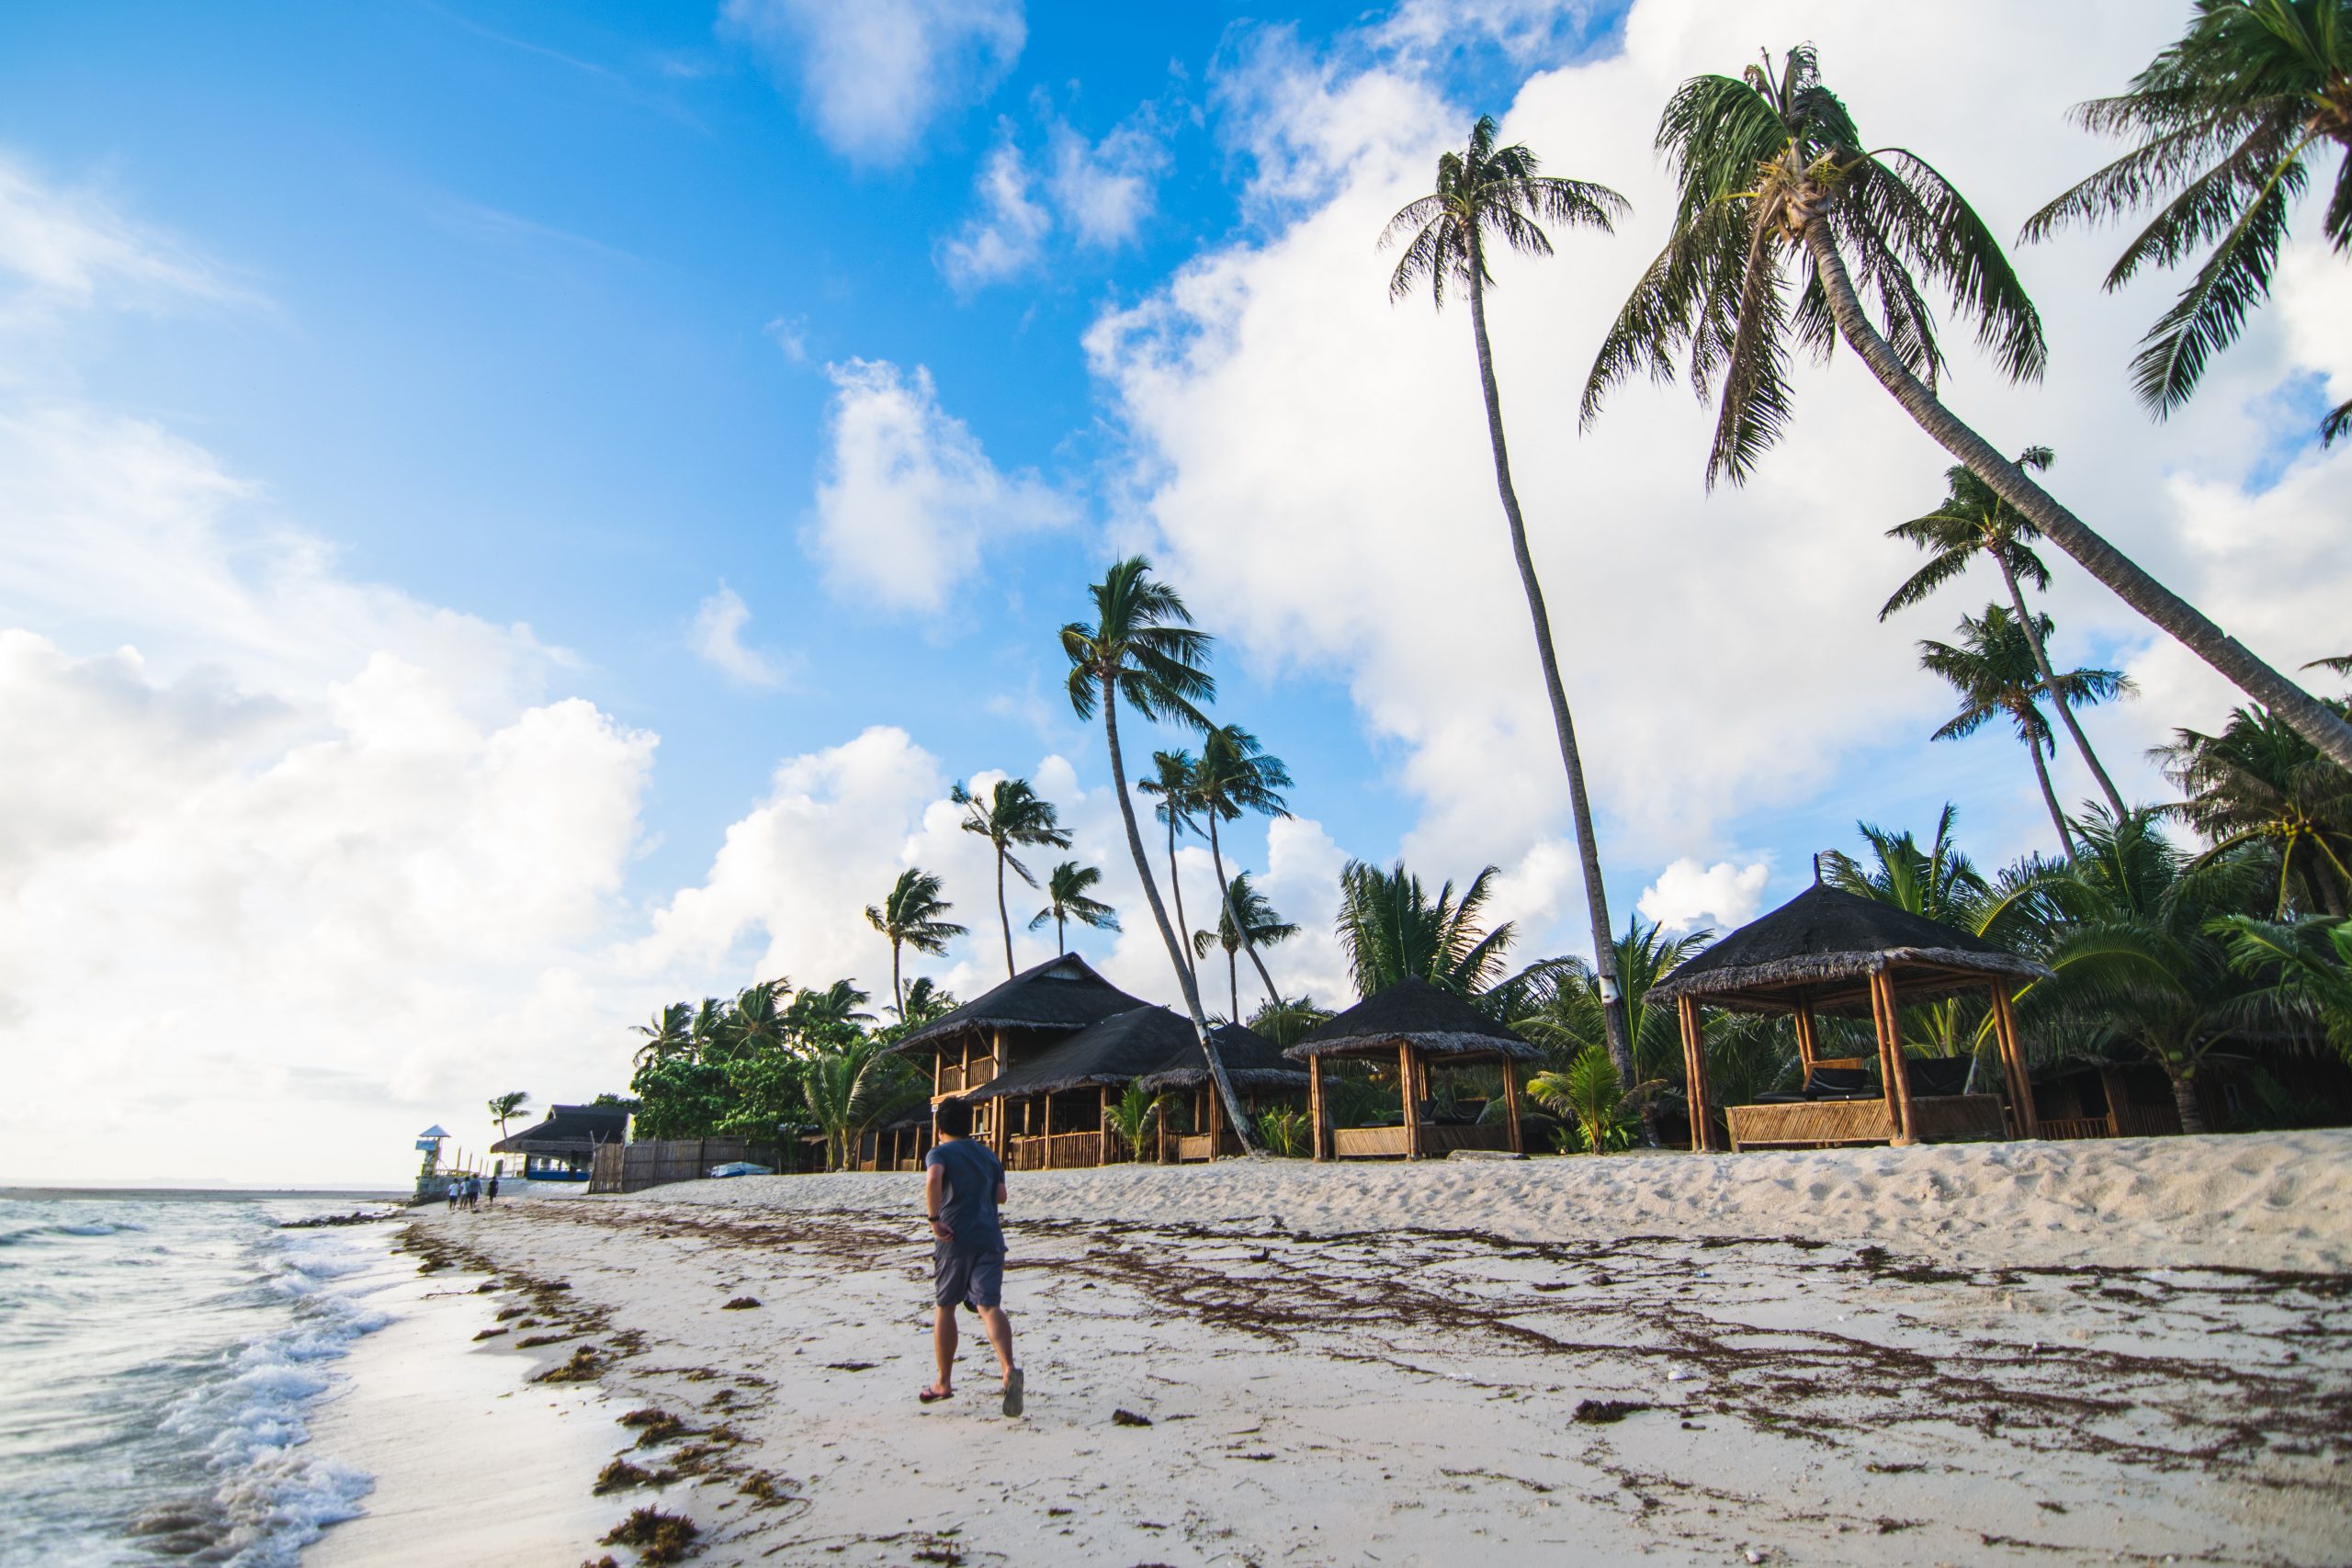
[1918,605,2132,852]
[865,867,967,1021]
[2020,0,2352,443]
[1136,749,1202,984]
[954,778,1074,977]
[1029,859,1120,954]
[1192,726,1295,1009]
[487,1090,529,1141]
[1883,446,2130,819]
[1382,114,1643,1089]
[1192,871,1300,1021]
[1064,558,1261,1151]
[1583,44,2352,772]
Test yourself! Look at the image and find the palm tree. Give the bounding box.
[1883,446,2131,819]
[1062,556,1261,1151]
[2211,913,2352,1059]
[1192,871,1300,1021]
[1192,726,1295,1008]
[630,1002,693,1067]
[1381,114,1642,1091]
[1821,807,1994,930]
[1029,860,1120,954]
[1104,1081,1164,1160]
[487,1090,529,1141]
[2157,704,2352,916]
[955,778,1073,978]
[1527,1046,1642,1153]
[1136,749,1202,985]
[1918,604,2132,852]
[785,980,875,1055]
[1335,859,1516,998]
[2021,0,2352,444]
[1583,44,2352,773]
[1246,994,1334,1050]
[801,1036,923,1171]
[898,976,958,1027]
[866,868,967,1021]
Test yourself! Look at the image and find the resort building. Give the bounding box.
[490,1101,630,1181]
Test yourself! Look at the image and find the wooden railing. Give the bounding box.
[936,1056,998,1096]
[1006,1131,1106,1171]
[2038,1116,2110,1141]
[2112,1104,2181,1138]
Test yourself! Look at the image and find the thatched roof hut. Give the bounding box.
[893,953,1148,1054]
[970,1007,1300,1100]
[1645,883,2049,1151]
[491,1102,629,1179]
[1284,977,1537,1159]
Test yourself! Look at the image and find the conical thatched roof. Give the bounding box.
[892,953,1148,1054]
[1284,976,1541,1063]
[1642,883,2050,1014]
[969,1007,1303,1101]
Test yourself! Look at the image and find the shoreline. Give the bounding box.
[401,1131,2352,1565]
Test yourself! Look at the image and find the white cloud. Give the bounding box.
[0,152,243,332]
[690,581,792,687]
[1046,115,1170,249]
[937,135,1052,288]
[719,0,1024,164]
[804,357,1071,612]
[1638,859,1770,934]
[1093,0,2352,966]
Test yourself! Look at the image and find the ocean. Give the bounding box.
[0,1190,411,1568]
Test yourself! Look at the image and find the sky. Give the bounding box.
[1,0,2344,1187]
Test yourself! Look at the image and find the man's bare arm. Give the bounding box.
[925,1165,952,1243]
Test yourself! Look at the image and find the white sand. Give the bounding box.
[406,1131,2352,1565]
[306,1235,622,1568]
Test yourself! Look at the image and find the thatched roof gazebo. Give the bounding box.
[968,1006,1303,1168]
[1285,976,1542,1159]
[1644,883,2052,1151]
[890,952,1148,1104]
[490,1102,630,1181]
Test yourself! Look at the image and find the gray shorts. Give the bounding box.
[933,1247,1005,1310]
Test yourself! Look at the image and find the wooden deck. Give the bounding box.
[1724,1094,2007,1151]
[1329,1122,1515,1159]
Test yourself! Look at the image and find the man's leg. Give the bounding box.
[974,1304,1015,1383]
[929,1303,957,1394]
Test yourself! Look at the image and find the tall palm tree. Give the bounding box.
[953,778,1074,978]
[1192,726,1295,1008]
[2021,0,2352,443]
[2157,704,2352,916]
[1029,859,1120,954]
[1335,859,1517,998]
[865,868,967,1021]
[630,1001,693,1067]
[487,1090,530,1141]
[1918,604,2132,851]
[1883,446,2131,819]
[1382,115,1643,1090]
[1063,556,1261,1151]
[1136,749,1202,985]
[1583,44,2352,773]
[1192,871,1299,1021]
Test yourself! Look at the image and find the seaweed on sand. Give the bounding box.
[600,1507,699,1564]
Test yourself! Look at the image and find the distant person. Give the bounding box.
[445,1177,460,1213]
[484,1174,499,1207]
[917,1097,1021,1416]
[464,1174,481,1211]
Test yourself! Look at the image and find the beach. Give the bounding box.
[368,1130,2352,1566]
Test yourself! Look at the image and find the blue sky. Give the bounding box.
[2,0,2345,1182]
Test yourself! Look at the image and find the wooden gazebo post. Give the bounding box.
[1397,1040,1421,1160]
[1308,1052,1326,1162]
[1792,992,1820,1082]
[1675,995,1717,1152]
[1868,967,1919,1145]
[1988,983,2041,1137]
[1500,1054,1523,1155]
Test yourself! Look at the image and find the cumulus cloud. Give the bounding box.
[719,0,1024,164]
[939,107,1171,288]
[1638,859,1770,934]
[1094,0,2350,964]
[937,135,1052,288]
[804,357,1071,612]
[690,581,792,687]
[1046,114,1170,249]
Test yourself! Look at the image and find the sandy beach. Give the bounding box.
[380,1132,2352,1566]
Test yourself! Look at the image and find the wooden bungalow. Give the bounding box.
[1643,883,2052,1152]
[491,1102,630,1181]
[968,1006,1304,1168]
[1286,976,1540,1160]
[888,953,1151,1146]
[854,1110,934,1172]
[1134,1021,1307,1162]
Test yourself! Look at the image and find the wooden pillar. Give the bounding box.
[1676,995,1713,1152]
[1991,986,2041,1138]
[1309,1052,1327,1162]
[1792,996,1820,1082]
[1206,1079,1221,1160]
[1398,1042,1420,1159]
[1100,1084,1110,1167]
[1501,1053,1523,1155]
[1871,970,1918,1145]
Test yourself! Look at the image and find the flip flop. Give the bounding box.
[919,1385,955,1404]
[1001,1368,1024,1418]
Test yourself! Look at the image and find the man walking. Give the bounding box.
[917,1097,1022,1416]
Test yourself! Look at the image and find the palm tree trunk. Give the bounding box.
[1056,910,1067,954]
[1102,675,1264,1152]
[891,938,905,1024]
[1166,816,1196,986]
[1228,947,1239,1022]
[1464,259,1645,1130]
[1206,814,1282,1007]
[994,846,1014,977]
[1996,551,2129,820]
[2023,723,2076,853]
[2165,1061,2207,1135]
[1801,220,2352,773]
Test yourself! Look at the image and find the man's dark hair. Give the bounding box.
[934,1097,974,1138]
